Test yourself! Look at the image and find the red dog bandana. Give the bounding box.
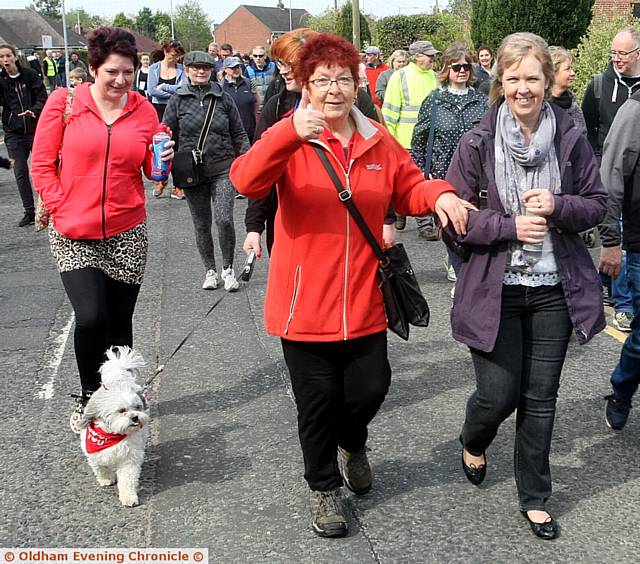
[85,422,126,453]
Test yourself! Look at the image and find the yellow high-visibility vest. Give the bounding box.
[382,62,437,149]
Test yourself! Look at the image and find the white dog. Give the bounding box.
[80,346,149,507]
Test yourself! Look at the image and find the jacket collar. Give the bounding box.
[177,81,222,98]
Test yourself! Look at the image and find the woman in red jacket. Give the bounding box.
[230,33,471,538]
[31,27,174,434]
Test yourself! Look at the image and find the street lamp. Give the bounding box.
[170,0,175,39]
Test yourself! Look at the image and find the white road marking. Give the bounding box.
[37,313,75,400]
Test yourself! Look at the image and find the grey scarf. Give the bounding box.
[494,101,560,271]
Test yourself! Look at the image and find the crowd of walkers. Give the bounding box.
[1,22,640,543]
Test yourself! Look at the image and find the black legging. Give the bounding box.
[61,268,141,396]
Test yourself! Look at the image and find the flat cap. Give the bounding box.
[364,45,381,56]
[409,41,439,57]
[183,51,215,67]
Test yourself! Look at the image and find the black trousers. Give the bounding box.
[61,268,141,396]
[5,132,35,214]
[461,284,572,511]
[281,331,391,491]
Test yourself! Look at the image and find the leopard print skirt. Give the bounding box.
[49,222,148,285]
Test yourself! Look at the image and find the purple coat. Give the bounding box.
[445,101,607,352]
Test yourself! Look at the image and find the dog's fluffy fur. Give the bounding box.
[80,346,149,507]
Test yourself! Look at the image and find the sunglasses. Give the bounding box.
[450,63,472,72]
[253,54,266,58]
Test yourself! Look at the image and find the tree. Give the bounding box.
[303,8,339,34]
[154,11,173,42]
[376,13,470,57]
[113,12,135,30]
[174,0,211,52]
[34,0,62,20]
[135,7,156,38]
[65,8,106,33]
[335,1,371,46]
[446,0,473,22]
[471,0,594,49]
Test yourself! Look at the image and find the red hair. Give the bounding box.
[270,28,317,67]
[87,27,138,70]
[295,33,360,86]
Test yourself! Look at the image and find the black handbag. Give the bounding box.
[171,98,217,187]
[314,147,430,340]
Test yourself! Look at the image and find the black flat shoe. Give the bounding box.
[459,436,486,486]
[521,511,559,540]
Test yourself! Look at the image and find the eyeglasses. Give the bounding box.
[189,65,212,72]
[449,63,472,72]
[275,60,292,72]
[610,48,640,60]
[253,54,266,58]
[308,76,355,91]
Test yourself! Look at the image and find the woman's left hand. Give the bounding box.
[523,189,554,216]
[435,191,475,236]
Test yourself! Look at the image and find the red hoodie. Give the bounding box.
[32,83,159,240]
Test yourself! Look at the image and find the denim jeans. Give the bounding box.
[281,332,391,491]
[610,252,640,401]
[461,284,572,510]
[600,221,633,313]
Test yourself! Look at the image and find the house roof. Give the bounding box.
[0,9,86,49]
[242,5,310,32]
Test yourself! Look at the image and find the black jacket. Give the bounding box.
[0,63,48,135]
[162,81,250,179]
[221,76,256,142]
[245,85,383,248]
[581,62,640,156]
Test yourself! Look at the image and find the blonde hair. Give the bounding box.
[548,46,572,72]
[438,42,476,87]
[489,32,554,105]
[386,49,409,68]
[69,67,87,82]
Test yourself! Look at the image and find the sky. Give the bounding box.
[5,0,447,25]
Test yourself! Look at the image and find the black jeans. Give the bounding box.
[461,284,572,511]
[61,268,141,396]
[5,132,35,214]
[281,331,391,491]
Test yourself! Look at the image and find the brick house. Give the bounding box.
[0,8,86,50]
[212,5,311,55]
[593,0,640,18]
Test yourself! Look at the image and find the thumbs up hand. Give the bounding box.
[293,88,327,141]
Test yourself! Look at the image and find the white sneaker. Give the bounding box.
[202,269,219,290]
[221,267,240,292]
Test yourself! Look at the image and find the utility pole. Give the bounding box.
[170,0,175,39]
[61,0,69,87]
[352,0,361,51]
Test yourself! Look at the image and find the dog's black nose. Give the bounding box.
[131,415,139,423]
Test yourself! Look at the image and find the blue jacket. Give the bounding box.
[147,62,186,105]
[446,101,607,352]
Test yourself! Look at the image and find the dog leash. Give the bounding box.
[143,294,225,392]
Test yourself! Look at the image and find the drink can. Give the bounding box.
[151,131,171,181]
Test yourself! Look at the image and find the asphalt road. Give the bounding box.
[1,148,638,563]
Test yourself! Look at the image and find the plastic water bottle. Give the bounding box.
[151,131,171,182]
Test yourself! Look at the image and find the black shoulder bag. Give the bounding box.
[314,146,429,341]
[171,98,217,187]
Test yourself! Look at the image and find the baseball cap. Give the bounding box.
[364,46,381,56]
[223,56,241,69]
[183,51,215,67]
[409,41,440,57]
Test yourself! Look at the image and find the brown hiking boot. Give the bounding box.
[338,446,372,495]
[309,487,348,538]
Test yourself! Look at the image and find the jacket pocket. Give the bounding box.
[283,265,302,335]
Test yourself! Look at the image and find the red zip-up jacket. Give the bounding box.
[32,83,158,240]
[230,108,454,342]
